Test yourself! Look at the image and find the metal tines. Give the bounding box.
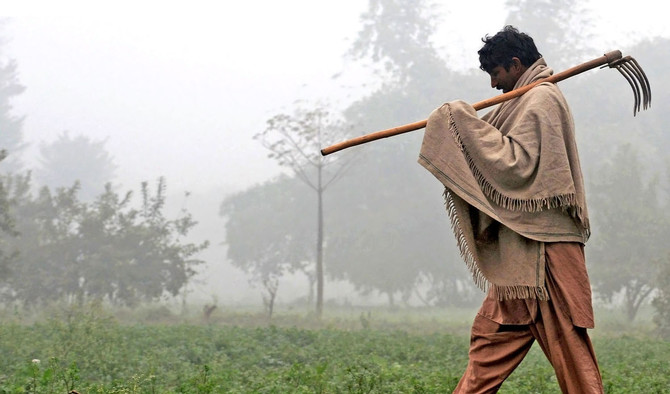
[606,55,652,116]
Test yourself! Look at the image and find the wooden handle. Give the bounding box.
[321,50,622,156]
[320,119,427,156]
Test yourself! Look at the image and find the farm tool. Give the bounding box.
[321,50,651,156]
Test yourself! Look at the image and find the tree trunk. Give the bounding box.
[307,271,315,306]
[624,281,654,322]
[263,279,279,320]
[316,162,324,318]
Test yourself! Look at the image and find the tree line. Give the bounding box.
[2,2,670,335]
[0,19,209,308]
[221,0,670,329]
[0,172,208,306]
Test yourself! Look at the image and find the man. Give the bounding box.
[418,26,604,393]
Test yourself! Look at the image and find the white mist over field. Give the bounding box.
[2,0,668,305]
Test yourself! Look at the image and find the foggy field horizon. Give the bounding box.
[2,0,669,309]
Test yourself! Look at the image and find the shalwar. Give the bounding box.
[453,242,603,394]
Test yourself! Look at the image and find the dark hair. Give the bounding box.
[478,25,542,73]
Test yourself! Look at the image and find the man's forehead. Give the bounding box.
[489,65,505,75]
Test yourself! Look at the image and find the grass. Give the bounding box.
[0,302,667,393]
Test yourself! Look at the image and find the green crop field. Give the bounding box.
[0,304,668,393]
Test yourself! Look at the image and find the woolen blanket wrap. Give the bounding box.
[418,58,590,300]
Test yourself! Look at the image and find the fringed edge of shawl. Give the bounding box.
[445,103,589,235]
[491,283,549,301]
[444,188,550,301]
[443,188,488,292]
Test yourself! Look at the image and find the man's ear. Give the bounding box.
[511,57,525,77]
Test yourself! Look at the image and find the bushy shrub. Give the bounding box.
[652,256,670,339]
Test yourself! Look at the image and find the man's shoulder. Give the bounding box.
[522,82,569,107]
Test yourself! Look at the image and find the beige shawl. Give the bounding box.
[418,58,589,300]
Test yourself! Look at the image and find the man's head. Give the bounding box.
[478,26,542,92]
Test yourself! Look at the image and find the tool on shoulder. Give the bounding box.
[321,50,651,156]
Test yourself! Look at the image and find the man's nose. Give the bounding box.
[490,76,497,89]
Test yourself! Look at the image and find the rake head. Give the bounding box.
[605,55,652,116]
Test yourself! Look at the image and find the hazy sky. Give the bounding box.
[2,0,668,303]
[2,0,669,197]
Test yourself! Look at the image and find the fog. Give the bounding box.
[2,0,669,306]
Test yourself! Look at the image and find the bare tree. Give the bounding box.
[255,103,354,318]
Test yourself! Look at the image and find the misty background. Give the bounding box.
[1,0,669,316]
